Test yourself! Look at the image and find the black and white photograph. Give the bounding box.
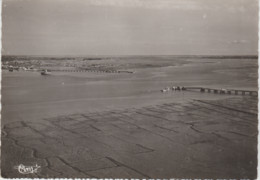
[1,0,258,178]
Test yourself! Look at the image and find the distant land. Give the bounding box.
[1,55,259,61]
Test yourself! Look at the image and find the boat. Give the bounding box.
[8,66,14,72]
[41,69,51,75]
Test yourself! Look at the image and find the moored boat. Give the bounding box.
[41,69,51,75]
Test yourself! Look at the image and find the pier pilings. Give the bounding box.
[170,86,258,96]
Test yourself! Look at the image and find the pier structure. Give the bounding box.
[42,69,134,74]
[185,87,258,96]
[163,86,258,96]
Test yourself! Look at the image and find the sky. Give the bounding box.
[2,0,259,56]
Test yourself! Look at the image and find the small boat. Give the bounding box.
[161,87,170,93]
[41,69,51,75]
[8,66,14,72]
[161,89,167,93]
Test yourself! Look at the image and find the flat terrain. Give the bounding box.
[2,96,258,178]
[1,56,258,178]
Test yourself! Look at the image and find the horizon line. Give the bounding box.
[1,54,258,57]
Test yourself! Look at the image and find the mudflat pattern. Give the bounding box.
[2,97,257,178]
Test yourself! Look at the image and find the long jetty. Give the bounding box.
[47,69,134,74]
[162,86,258,96]
[186,87,258,96]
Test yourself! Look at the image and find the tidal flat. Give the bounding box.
[1,56,258,178]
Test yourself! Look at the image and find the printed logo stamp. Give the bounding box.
[14,164,41,174]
